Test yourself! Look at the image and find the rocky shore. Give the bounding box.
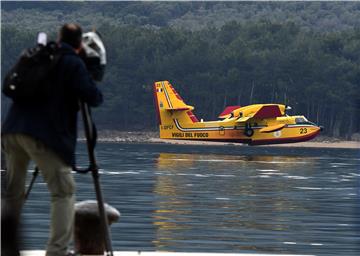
[96,130,158,143]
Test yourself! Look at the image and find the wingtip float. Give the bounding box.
[153,80,322,145]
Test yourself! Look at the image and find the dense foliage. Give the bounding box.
[3,1,360,31]
[2,3,360,138]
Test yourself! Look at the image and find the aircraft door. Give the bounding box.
[219,126,225,135]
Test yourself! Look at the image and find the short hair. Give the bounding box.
[59,23,83,49]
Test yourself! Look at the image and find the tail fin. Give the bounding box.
[153,81,199,127]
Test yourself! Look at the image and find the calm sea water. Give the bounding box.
[9,143,360,255]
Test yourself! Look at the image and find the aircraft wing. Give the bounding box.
[252,105,283,118]
[218,105,241,119]
[236,105,283,123]
[236,116,252,123]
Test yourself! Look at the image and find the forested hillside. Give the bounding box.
[1,2,360,138]
[3,1,360,31]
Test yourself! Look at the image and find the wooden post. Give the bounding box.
[74,200,120,255]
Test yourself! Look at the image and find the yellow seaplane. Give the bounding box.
[153,81,322,145]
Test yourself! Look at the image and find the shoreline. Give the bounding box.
[80,131,360,149]
[148,138,360,149]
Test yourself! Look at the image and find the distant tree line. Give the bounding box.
[2,1,360,32]
[2,21,360,138]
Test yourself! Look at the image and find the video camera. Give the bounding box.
[37,30,107,82]
[81,31,107,82]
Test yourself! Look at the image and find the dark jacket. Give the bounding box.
[2,43,103,166]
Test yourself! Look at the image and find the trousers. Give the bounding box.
[1,134,75,256]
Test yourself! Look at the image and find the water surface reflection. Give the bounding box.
[151,152,359,254]
[12,144,360,255]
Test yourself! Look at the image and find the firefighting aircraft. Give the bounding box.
[153,81,322,145]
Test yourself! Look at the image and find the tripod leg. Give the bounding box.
[25,167,39,200]
[80,101,114,256]
[92,171,113,256]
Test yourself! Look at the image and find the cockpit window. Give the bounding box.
[295,117,316,126]
[295,117,306,124]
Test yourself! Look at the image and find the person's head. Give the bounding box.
[58,23,83,51]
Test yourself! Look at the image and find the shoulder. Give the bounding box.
[61,54,84,66]
[58,43,85,68]
[59,52,87,74]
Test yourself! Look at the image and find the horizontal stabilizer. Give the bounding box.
[259,124,286,133]
[218,105,241,119]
